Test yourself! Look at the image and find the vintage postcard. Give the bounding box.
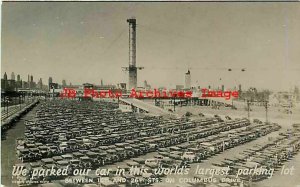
[1,2,300,187]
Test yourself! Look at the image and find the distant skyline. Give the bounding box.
[2,2,300,91]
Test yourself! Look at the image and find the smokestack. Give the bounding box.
[127,18,137,89]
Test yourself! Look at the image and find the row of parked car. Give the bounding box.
[14,100,281,187]
[90,122,281,187]
[205,129,300,186]
[129,121,281,187]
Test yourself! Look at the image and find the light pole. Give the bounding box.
[173,97,176,112]
[226,68,246,110]
[5,96,9,118]
[265,100,269,124]
[247,100,251,120]
[19,94,22,110]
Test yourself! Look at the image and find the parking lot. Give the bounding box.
[2,100,300,187]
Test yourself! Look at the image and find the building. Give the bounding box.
[22,81,28,89]
[4,72,8,89]
[185,70,191,89]
[48,77,53,89]
[17,79,22,89]
[49,83,59,90]
[62,79,67,87]
[83,83,94,89]
[11,72,15,80]
[144,80,151,90]
[27,74,30,83]
[94,84,117,90]
[176,85,184,90]
[38,78,43,90]
[4,72,7,81]
[1,72,8,90]
[16,74,21,89]
[118,83,127,90]
[7,80,16,91]
[1,72,17,91]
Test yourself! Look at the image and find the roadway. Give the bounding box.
[119,98,175,117]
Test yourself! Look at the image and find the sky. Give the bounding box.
[1,2,300,91]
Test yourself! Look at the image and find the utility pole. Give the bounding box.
[5,96,9,118]
[52,87,55,100]
[265,100,268,124]
[117,97,120,108]
[247,100,251,120]
[173,97,176,112]
[19,94,21,110]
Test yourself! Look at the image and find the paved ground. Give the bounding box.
[172,102,300,122]
[120,98,175,116]
[154,130,280,186]
[169,104,300,187]
[1,107,38,187]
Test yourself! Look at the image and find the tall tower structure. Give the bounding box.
[38,78,43,89]
[17,74,21,89]
[17,74,21,82]
[48,77,53,90]
[30,75,33,89]
[122,18,143,90]
[185,70,191,89]
[11,72,15,80]
[4,72,7,80]
[3,72,8,90]
[128,18,137,89]
[62,79,66,87]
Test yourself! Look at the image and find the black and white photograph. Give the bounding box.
[1,2,300,187]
